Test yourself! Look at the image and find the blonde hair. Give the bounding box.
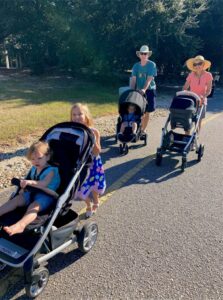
[26,141,51,161]
[70,103,93,127]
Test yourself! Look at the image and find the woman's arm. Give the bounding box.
[183,81,190,91]
[130,76,136,89]
[205,80,212,97]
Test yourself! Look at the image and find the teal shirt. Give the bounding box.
[29,166,61,191]
[132,60,157,90]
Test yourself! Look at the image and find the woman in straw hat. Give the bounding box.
[183,55,213,132]
[130,45,157,134]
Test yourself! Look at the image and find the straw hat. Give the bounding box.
[136,45,152,58]
[186,55,211,71]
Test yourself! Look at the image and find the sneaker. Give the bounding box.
[191,144,196,151]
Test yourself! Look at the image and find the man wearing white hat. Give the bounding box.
[130,45,157,134]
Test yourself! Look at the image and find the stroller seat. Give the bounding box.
[169,92,199,131]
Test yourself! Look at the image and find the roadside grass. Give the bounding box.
[0,74,177,144]
[0,75,119,142]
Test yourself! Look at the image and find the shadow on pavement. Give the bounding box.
[1,247,85,300]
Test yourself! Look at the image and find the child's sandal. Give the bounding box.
[85,207,93,218]
[92,203,99,214]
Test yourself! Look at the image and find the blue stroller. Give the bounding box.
[115,89,147,155]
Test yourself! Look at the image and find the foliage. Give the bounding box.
[0,0,221,76]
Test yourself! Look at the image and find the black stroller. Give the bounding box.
[0,122,98,298]
[115,89,147,155]
[155,91,205,171]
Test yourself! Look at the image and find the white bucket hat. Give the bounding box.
[136,45,152,58]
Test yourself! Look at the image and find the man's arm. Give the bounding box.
[130,76,136,89]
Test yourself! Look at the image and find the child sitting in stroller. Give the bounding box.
[118,103,138,138]
[0,141,60,236]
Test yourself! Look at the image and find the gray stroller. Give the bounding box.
[156,91,205,171]
[0,122,98,298]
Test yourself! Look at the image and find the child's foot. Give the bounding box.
[3,223,25,236]
[92,203,99,214]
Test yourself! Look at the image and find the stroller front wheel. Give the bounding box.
[25,267,49,298]
[181,156,187,172]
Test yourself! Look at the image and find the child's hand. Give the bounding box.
[20,179,29,189]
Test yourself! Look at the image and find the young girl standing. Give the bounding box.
[70,103,106,218]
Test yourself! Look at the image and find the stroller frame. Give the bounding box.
[0,122,99,298]
[155,91,205,172]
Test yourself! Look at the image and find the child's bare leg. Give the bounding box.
[132,122,137,134]
[92,191,99,213]
[0,193,25,217]
[85,197,92,212]
[85,197,92,218]
[120,122,127,133]
[4,201,40,236]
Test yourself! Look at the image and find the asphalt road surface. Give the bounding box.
[0,88,223,300]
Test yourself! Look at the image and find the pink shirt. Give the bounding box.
[186,71,213,105]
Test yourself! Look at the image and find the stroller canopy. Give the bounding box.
[41,122,95,194]
[118,89,147,116]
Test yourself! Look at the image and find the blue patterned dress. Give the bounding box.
[76,155,106,200]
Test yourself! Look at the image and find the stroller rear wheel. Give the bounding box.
[155,150,162,166]
[25,267,49,298]
[78,222,98,253]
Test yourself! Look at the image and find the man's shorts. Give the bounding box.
[145,89,156,112]
[23,191,55,212]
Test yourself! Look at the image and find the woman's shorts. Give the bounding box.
[23,191,55,212]
[145,89,156,112]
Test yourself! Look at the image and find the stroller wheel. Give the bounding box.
[120,143,128,155]
[155,151,162,166]
[144,134,148,146]
[78,222,98,253]
[181,156,187,172]
[124,144,129,154]
[119,144,124,154]
[25,267,49,298]
[197,144,204,162]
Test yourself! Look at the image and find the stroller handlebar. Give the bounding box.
[176,91,201,102]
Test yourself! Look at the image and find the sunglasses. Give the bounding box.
[193,62,203,67]
[140,52,148,55]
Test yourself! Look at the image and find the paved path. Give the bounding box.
[0,88,223,299]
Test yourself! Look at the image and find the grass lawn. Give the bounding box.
[0,74,120,143]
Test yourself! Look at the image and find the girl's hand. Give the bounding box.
[92,128,101,156]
